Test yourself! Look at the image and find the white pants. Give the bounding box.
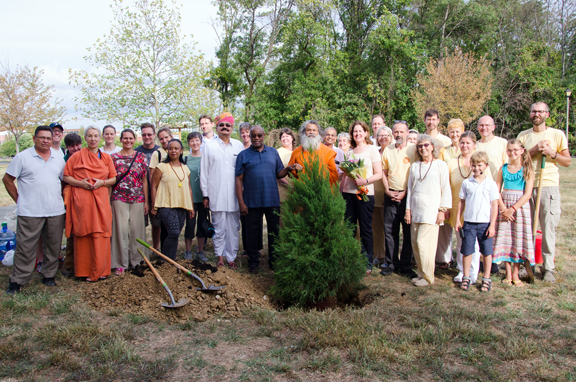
[456,234,480,282]
[435,224,453,263]
[212,211,240,262]
[111,201,146,269]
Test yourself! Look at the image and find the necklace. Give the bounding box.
[457,155,473,179]
[419,159,434,182]
[169,162,185,187]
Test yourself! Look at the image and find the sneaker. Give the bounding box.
[380,266,394,276]
[41,277,57,287]
[6,282,21,295]
[543,271,556,283]
[454,272,463,283]
[183,251,193,260]
[195,251,208,262]
[414,278,431,287]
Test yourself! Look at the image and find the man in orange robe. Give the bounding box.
[288,120,339,186]
[64,145,117,281]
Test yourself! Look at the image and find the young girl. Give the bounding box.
[493,139,535,286]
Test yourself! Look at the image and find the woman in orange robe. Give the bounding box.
[63,126,117,281]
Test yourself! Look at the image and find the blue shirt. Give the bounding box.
[235,145,284,208]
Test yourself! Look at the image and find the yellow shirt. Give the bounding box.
[517,128,568,187]
[476,136,508,179]
[431,132,452,148]
[447,156,493,227]
[154,163,193,210]
[382,144,417,191]
[277,147,293,167]
[439,145,460,162]
[149,147,168,169]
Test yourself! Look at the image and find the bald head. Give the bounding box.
[324,127,338,147]
[477,115,495,140]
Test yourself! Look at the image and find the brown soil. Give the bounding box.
[80,259,274,323]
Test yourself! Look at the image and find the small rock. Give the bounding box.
[205,270,212,275]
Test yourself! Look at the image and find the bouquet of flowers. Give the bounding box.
[339,154,369,201]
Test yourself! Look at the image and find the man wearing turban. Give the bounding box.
[200,112,245,268]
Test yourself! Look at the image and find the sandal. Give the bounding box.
[512,280,524,287]
[501,279,512,285]
[115,268,125,276]
[481,278,492,292]
[217,257,224,268]
[228,261,238,270]
[439,262,450,270]
[460,276,471,291]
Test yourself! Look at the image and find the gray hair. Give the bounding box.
[157,126,173,138]
[85,125,101,138]
[414,134,440,161]
[376,126,395,147]
[337,132,351,142]
[299,120,324,137]
[408,129,419,135]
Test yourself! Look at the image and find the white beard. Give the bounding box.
[300,134,322,151]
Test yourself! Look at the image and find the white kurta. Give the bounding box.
[406,160,452,224]
[200,137,244,212]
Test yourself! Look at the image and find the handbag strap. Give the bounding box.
[113,154,138,189]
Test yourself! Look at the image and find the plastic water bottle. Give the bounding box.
[0,223,16,261]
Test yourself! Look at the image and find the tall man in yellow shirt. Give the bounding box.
[517,102,571,283]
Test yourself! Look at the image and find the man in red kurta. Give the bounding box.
[288,120,339,186]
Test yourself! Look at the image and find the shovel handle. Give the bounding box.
[137,238,193,276]
[137,248,168,288]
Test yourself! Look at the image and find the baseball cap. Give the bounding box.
[49,122,63,131]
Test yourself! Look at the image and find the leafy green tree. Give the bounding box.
[70,0,220,130]
[0,63,65,153]
[272,153,365,307]
[0,134,33,157]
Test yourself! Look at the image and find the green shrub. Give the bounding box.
[272,152,365,307]
[0,134,33,156]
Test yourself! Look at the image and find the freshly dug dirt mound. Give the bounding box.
[81,260,274,323]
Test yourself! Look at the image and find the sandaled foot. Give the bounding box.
[512,280,524,287]
[217,258,224,267]
[460,277,471,291]
[439,262,450,270]
[228,261,238,270]
[480,278,492,292]
[501,279,512,285]
[115,268,125,276]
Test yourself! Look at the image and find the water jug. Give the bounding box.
[0,223,16,261]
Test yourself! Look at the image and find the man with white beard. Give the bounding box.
[288,120,339,186]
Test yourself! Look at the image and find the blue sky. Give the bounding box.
[0,0,219,129]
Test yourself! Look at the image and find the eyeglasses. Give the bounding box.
[142,133,154,137]
[530,110,548,114]
[417,143,431,149]
[218,123,232,128]
[35,136,52,140]
[393,120,408,124]
[506,148,523,154]
[250,133,263,138]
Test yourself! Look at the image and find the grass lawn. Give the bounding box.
[1,165,575,381]
[0,164,16,207]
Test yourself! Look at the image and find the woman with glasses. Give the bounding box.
[184,132,209,261]
[110,129,149,276]
[63,126,117,282]
[405,135,451,287]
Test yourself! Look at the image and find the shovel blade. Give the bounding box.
[162,298,190,309]
[196,285,225,292]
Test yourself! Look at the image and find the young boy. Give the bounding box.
[455,151,500,292]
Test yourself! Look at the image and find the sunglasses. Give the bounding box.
[218,123,232,128]
[393,120,408,124]
[250,133,263,138]
[417,143,431,149]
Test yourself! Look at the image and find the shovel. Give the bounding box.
[137,248,189,309]
[526,156,547,283]
[137,239,225,293]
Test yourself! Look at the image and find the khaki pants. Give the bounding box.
[411,223,439,284]
[111,201,146,269]
[10,214,65,285]
[530,186,561,272]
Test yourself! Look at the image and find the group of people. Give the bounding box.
[3,102,570,295]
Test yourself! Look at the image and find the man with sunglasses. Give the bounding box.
[518,102,571,283]
[235,125,298,272]
[200,112,244,269]
[380,121,417,278]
